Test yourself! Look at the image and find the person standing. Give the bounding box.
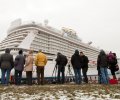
[107,52,117,79]
[97,50,109,84]
[35,50,47,85]
[24,50,34,85]
[55,53,68,84]
[71,50,82,84]
[14,49,25,85]
[80,52,89,83]
[0,48,14,85]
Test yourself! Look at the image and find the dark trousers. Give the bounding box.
[109,65,116,79]
[57,65,65,84]
[110,68,116,79]
[82,67,88,83]
[15,70,22,85]
[36,67,44,85]
[109,64,116,79]
[98,69,101,84]
[26,71,32,85]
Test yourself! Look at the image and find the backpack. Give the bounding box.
[64,56,68,66]
[109,79,118,84]
[62,55,68,66]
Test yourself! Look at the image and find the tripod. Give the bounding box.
[66,65,73,76]
[52,65,57,83]
[66,65,74,82]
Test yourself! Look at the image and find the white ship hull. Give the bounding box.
[0,19,101,78]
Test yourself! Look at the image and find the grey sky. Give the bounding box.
[0,0,120,57]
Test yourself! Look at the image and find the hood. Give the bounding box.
[74,50,79,55]
[5,48,10,53]
[100,50,105,56]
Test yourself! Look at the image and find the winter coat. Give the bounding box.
[97,50,108,69]
[71,50,81,69]
[56,54,68,66]
[35,52,47,67]
[109,57,117,70]
[80,55,89,68]
[0,53,14,69]
[24,54,34,71]
[14,54,25,71]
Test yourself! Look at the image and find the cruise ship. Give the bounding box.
[0,19,100,78]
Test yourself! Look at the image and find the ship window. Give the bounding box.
[38,31,41,34]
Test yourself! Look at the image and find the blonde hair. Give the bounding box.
[29,49,33,54]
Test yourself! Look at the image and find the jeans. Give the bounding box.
[74,68,82,84]
[15,70,22,85]
[82,67,88,83]
[1,68,11,85]
[26,71,32,85]
[37,67,44,85]
[57,65,65,84]
[100,67,109,84]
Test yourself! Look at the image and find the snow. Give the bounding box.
[0,84,120,100]
[0,91,120,100]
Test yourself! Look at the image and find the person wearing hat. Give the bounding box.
[80,51,89,83]
[71,50,82,84]
[55,52,68,84]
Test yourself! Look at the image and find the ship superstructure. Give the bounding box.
[0,19,99,63]
[0,19,100,76]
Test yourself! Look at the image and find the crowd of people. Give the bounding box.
[56,49,119,85]
[0,48,47,86]
[55,50,89,84]
[0,48,119,86]
[97,50,118,84]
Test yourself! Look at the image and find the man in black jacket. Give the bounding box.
[97,50,109,84]
[80,52,89,83]
[71,50,82,84]
[55,52,68,84]
[0,48,14,85]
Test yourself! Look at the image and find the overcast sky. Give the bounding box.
[0,0,120,57]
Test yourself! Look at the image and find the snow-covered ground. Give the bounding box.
[0,84,120,100]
